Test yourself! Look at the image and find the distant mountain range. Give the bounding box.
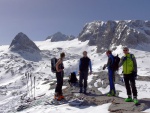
[46,32,75,42]
[78,20,150,52]
[9,20,150,53]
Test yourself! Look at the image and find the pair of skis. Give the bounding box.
[17,72,36,112]
[17,93,46,112]
[45,98,68,105]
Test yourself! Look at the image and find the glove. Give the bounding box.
[123,57,127,62]
[103,65,106,70]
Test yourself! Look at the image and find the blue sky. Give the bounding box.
[0,0,150,45]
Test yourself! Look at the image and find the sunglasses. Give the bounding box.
[123,50,128,51]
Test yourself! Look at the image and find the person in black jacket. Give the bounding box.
[79,51,92,94]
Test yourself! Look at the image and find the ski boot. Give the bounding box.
[107,90,116,96]
[54,95,63,101]
[133,97,139,104]
[54,93,62,101]
[60,94,65,99]
[125,97,133,102]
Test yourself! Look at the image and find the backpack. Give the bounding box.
[123,54,134,61]
[112,55,120,71]
[68,72,78,86]
[51,57,58,73]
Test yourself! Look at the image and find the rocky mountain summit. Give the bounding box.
[9,32,40,53]
[46,32,75,42]
[78,20,150,53]
[9,32,41,61]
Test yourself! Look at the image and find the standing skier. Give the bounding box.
[79,51,92,94]
[55,52,65,101]
[119,47,138,104]
[103,50,116,96]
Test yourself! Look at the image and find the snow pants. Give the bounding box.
[79,71,88,89]
[108,69,116,94]
[55,71,64,95]
[124,74,137,97]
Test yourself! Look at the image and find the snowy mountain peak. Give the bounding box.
[46,32,75,42]
[78,20,150,53]
[9,32,40,53]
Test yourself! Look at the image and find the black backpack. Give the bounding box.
[68,72,78,85]
[112,55,120,71]
[51,57,58,73]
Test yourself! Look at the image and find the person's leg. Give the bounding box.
[129,75,138,104]
[108,73,111,93]
[56,72,62,96]
[111,70,116,94]
[79,72,84,93]
[54,72,64,101]
[55,72,59,95]
[113,71,116,93]
[113,71,116,83]
[124,76,132,97]
[83,71,88,94]
[108,69,116,95]
[124,75,133,102]
[60,71,64,95]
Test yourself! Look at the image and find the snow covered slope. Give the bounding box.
[0,39,150,112]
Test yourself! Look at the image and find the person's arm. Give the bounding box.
[56,59,62,72]
[119,56,124,67]
[103,57,111,68]
[78,59,81,74]
[106,57,111,67]
[89,59,92,73]
[132,55,137,72]
[103,58,110,70]
[79,59,81,71]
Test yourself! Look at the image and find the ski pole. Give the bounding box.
[30,73,33,98]
[26,72,29,97]
[27,72,30,98]
[34,76,36,100]
[25,73,28,95]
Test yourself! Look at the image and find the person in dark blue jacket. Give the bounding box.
[103,50,116,96]
[79,51,92,94]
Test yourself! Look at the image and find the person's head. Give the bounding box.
[60,52,65,59]
[106,50,112,57]
[123,47,129,55]
[83,51,87,57]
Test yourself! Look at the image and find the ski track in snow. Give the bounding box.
[0,39,150,112]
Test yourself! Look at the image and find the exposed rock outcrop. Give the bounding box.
[9,32,40,53]
[78,20,150,53]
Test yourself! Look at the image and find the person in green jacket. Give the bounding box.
[119,47,138,104]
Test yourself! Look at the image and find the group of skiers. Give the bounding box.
[53,47,138,104]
